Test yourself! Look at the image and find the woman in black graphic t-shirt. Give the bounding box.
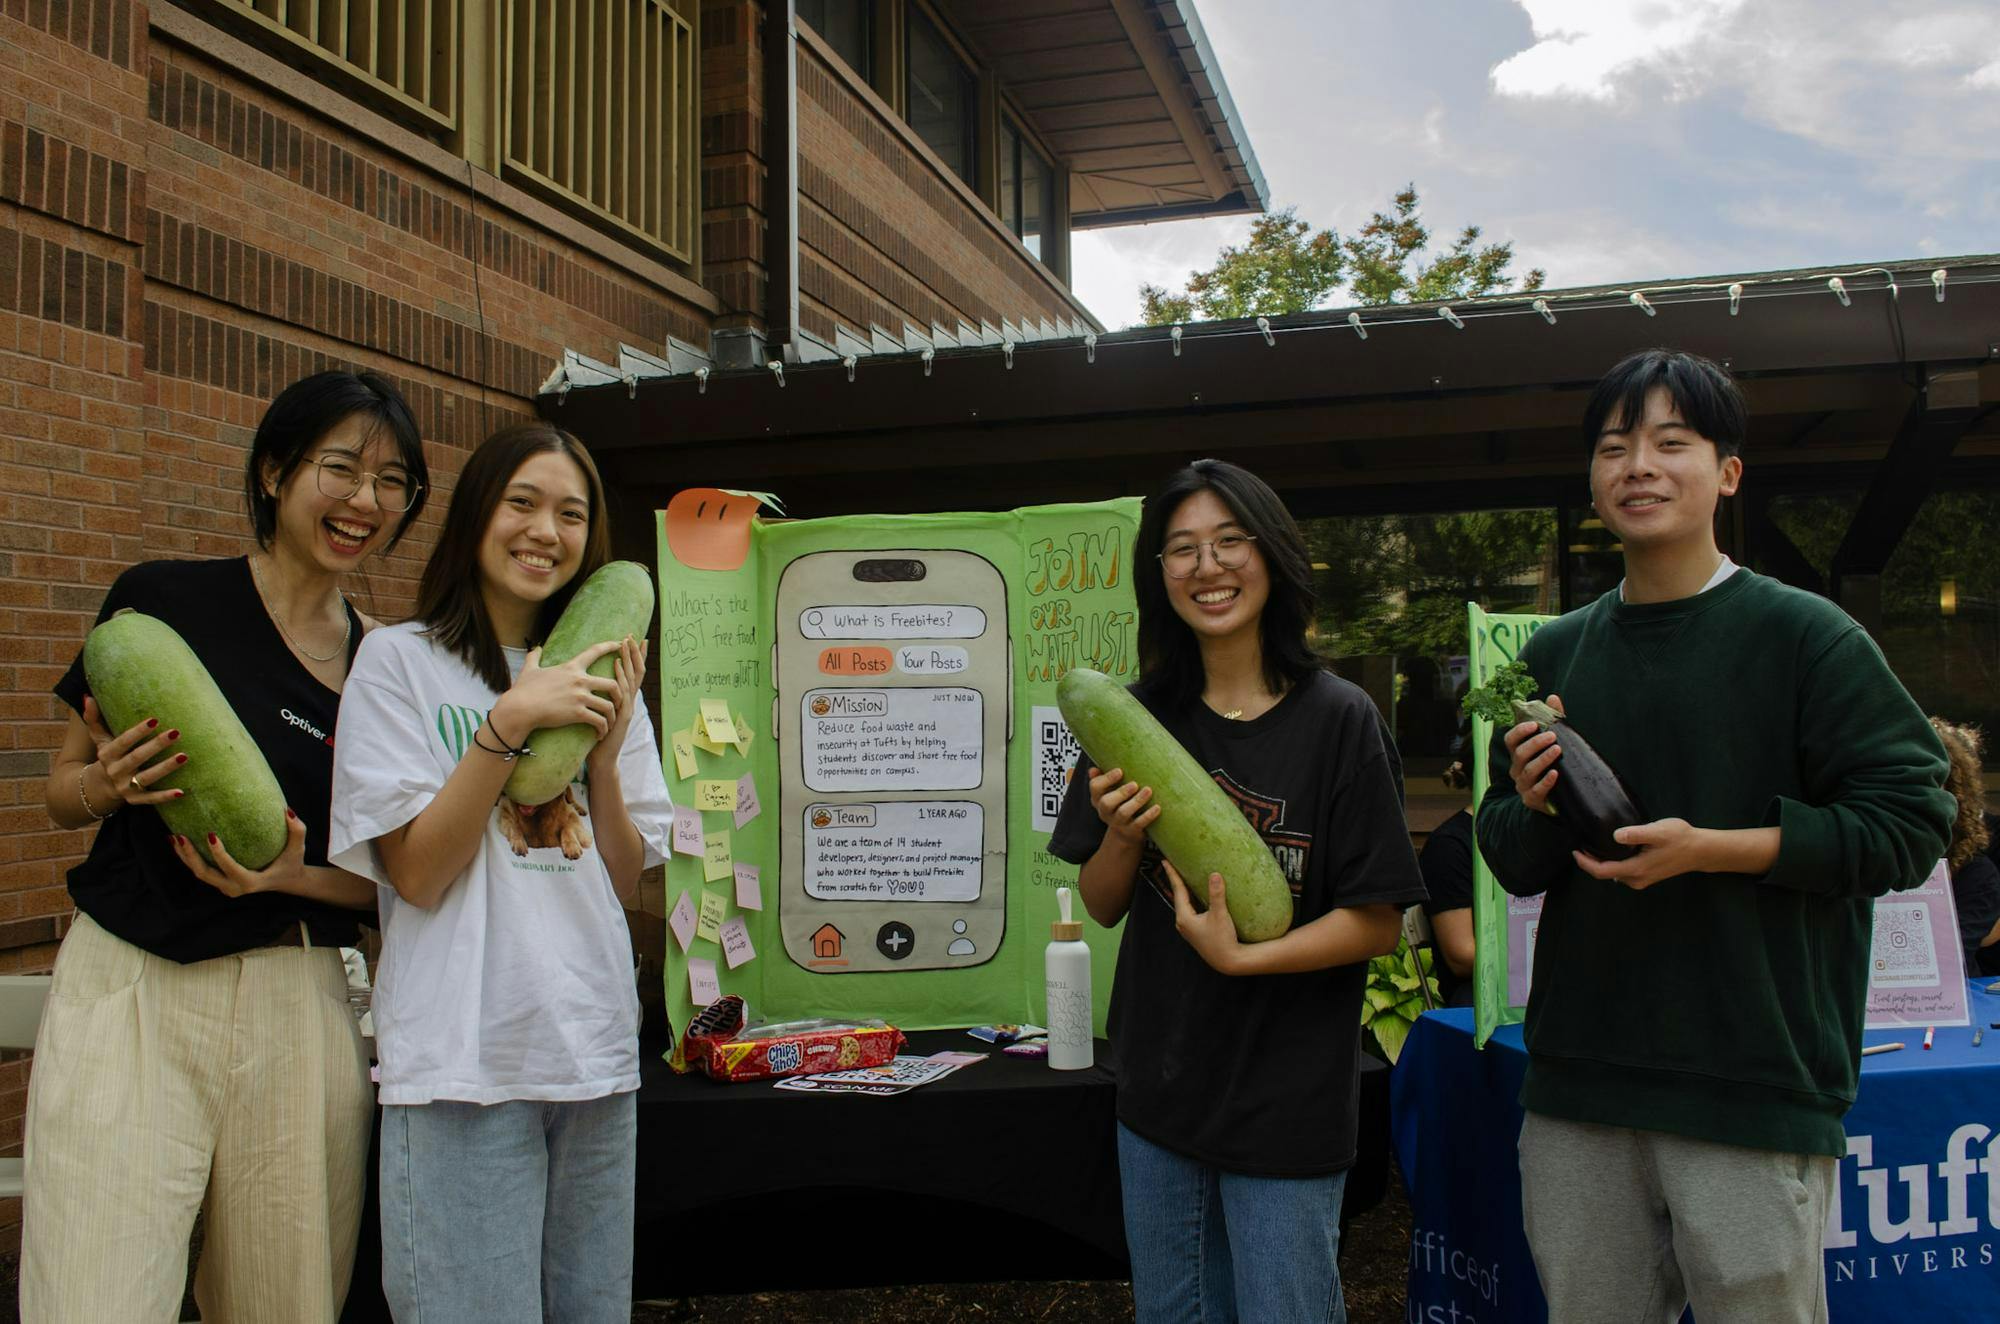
[27,372,428,1322]
[1049,459,1426,1324]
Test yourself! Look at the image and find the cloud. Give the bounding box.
[1489,0,1747,101]
[1071,218,1252,331]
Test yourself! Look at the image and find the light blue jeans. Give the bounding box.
[379,1092,636,1324]
[1118,1121,1349,1324]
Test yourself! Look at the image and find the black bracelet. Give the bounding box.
[472,719,531,762]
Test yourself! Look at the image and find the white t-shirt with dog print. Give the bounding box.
[330,621,672,1106]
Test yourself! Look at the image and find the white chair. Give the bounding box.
[0,974,52,1199]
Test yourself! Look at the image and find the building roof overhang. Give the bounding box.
[544,256,2000,467]
[945,0,1268,229]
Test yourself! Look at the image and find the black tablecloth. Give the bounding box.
[633,1029,1128,1296]
[632,1029,1391,1298]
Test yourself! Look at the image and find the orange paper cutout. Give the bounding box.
[664,489,763,571]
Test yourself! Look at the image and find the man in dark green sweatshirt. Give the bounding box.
[1476,348,1953,1324]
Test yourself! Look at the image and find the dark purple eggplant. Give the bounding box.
[1511,699,1646,861]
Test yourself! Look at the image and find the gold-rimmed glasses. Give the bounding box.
[313,456,421,512]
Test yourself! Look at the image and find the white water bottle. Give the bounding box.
[1045,886,1093,1071]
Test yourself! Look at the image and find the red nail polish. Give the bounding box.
[174,753,188,765]
[207,834,219,846]
[173,790,185,799]
[166,729,180,741]
[146,718,159,729]
[285,808,297,820]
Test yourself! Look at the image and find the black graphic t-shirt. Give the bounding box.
[1048,669,1427,1175]
[54,558,369,961]
[1419,809,1476,1007]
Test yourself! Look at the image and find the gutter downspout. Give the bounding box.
[765,0,800,360]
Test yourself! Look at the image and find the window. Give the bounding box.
[905,7,975,186]
[797,0,870,79]
[997,116,1055,260]
[505,0,698,259]
[207,0,459,129]
[199,0,698,262]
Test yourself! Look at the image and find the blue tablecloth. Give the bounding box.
[1392,982,2000,1323]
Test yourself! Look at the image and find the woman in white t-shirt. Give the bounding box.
[329,422,671,1324]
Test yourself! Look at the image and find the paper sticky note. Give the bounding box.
[698,699,738,747]
[732,715,754,757]
[689,726,727,756]
[668,890,697,952]
[695,780,736,813]
[688,956,721,1006]
[734,862,762,911]
[663,488,766,573]
[672,806,704,857]
[696,888,728,944]
[703,829,733,882]
[720,916,755,969]
[670,730,700,780]
[733,774,761,830]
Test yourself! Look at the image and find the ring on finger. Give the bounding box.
[129,774,144,791]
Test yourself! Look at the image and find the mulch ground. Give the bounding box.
[0,1161,1412,1323]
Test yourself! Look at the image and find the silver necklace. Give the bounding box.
[250,555,351,663]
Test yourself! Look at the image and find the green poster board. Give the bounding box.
[1466,602,1557,1047]
[655,493,1142,1059]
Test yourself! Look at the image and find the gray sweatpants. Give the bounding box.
[1517,1111,1836,1324]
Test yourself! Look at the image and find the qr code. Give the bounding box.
[1870,902,1939,986]
[1032,705,1080,832]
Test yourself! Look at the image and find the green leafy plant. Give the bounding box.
[1461,660,1537,725]
[1360,938,1439,1064]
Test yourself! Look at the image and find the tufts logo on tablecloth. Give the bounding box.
[1825,1127,1998,1280]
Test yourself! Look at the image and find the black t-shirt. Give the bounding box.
[54,558,369,961]
[1418,809,1475,1008]
[1048,669,1428,1176]
[1953,852,2000,977]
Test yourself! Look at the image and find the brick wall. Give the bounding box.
[0,0,715,1255]
[795,38,1092,346]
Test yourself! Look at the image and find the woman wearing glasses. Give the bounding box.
[1048,458,1425,1324]
[28,370,429,1322]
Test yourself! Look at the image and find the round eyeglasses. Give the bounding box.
[1158,534,1258,579]
[313,456,422,512]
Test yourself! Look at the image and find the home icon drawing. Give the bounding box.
[811,924,844,959]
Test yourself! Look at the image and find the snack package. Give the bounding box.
[683,995,905,1083]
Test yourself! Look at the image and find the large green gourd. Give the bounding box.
[1056,667,1294,942]
[503,561,657,806]
[82,611,288,869]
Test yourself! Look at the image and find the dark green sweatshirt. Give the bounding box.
[1477,569,1953,1157]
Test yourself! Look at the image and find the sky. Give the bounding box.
[1072,0,2000,329]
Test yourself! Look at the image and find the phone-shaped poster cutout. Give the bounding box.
[776,550,1009,972]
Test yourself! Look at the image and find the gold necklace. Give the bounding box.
[1222,708,1244,720]
[250,555,351,663]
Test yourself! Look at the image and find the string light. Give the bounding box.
[557,263,1995,395]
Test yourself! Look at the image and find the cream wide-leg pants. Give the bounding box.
[20,912,373,1323]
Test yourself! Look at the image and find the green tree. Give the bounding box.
[1138,207,1343,325]
[1137,185,1545,325]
